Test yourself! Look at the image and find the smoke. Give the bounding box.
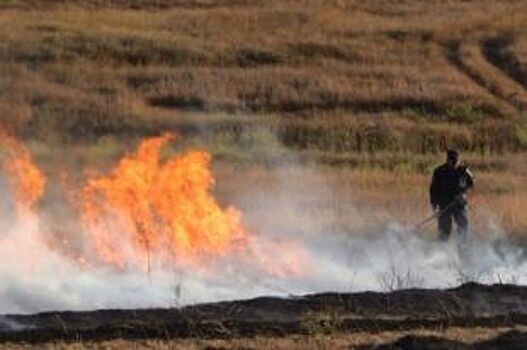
[0,131,526,316]
[1,208,525,316]
[224,162,527,294]
[0,316,28,331]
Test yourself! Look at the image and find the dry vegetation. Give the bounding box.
[0,0,526,234]
[5,326,527,349]
[213,161,527,238]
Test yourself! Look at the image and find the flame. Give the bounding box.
[80,134,246,270]
[0,130,46,217]
[248,237,309,278]
[0,129,309,277]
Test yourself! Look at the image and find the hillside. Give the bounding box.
[0,1,525,229]
[1,2,527,348]
[0,0,526,155]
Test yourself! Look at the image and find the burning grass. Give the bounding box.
[0,0,527,323]
[78,134,246,270]
[0,0,526,252]
[0,130,309,280]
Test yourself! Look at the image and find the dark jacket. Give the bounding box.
[430,163,474,208]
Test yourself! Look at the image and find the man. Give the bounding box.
[429,149,474,242]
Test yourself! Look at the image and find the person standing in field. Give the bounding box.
[429,149,474,243]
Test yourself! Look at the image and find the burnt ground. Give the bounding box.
[1,283,527,348]
[370,331,527,350]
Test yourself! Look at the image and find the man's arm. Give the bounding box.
[454,165,474,204]
[458,164,474,191]
[465,167,474,190]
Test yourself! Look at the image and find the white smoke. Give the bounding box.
[0,316,28,331]
[1,211,525,316]
[0,141,525,316]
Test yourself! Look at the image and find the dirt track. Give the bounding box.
[1,283,527,348]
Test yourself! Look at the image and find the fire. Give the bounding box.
[80,134,245,270]
[0,130,309,277]
[0,129,46,217]
[248,238,309,277]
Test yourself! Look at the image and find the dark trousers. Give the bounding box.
[438,204,469,243]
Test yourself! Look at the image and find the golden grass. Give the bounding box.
[0,0,525,148]
[213,161,527,237]
[507,35,527,85]
[456,41,527,111]
[0,0,525,233]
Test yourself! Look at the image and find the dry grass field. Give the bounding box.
[1,2,527,346]
[2,0,525,234]
[5,326,527,349]
[0,0,526,148]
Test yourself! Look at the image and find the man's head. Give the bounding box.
[446,149,460,167]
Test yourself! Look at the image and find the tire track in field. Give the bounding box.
[483,35,527,90]
[445,39,527,116]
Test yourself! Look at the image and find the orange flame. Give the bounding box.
[0,130,46,217]
[80,134,245,270]
[0,130,309,277]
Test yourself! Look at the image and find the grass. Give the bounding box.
[0,0,526,234]
[0,7,527,350]
[510,36,527,84]
[453,41,527,111]
[212,163,527,237]
[6,326,527,349]
[0,1,526,148]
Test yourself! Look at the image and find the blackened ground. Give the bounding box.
[367,330,527,349]
[2,283,527,345]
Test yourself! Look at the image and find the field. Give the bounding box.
[1,0,527,348]
[1,0,527,233]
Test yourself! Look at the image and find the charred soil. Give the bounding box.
[2,283,527,348]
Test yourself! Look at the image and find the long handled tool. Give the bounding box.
[413,198,460,231]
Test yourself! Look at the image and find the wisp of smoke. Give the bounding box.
[0,132,525,316]
[0,316,28,331]
[1,191,526,315]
